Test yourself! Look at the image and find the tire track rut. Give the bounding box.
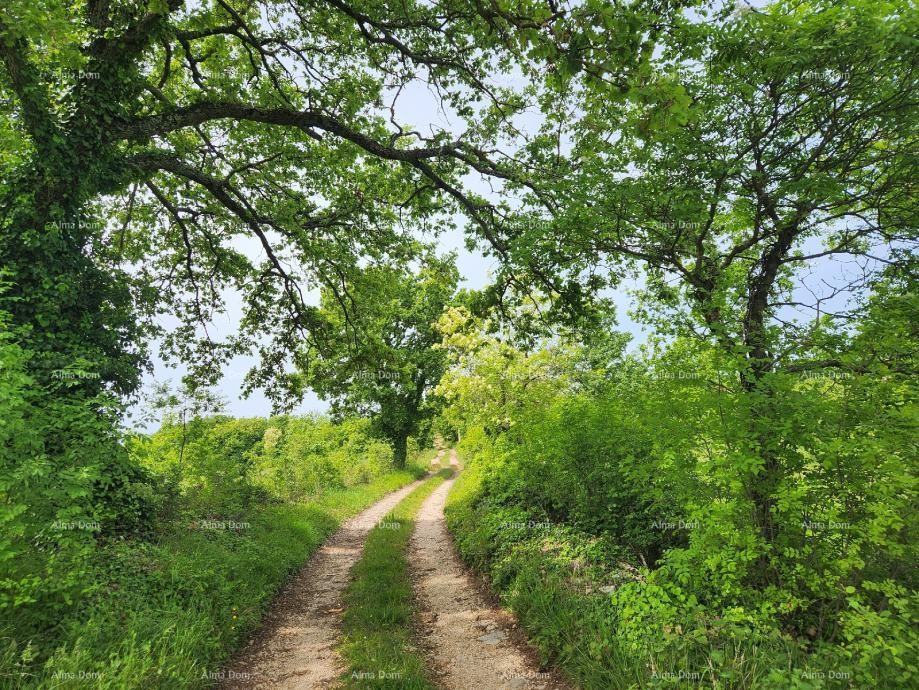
[220,478,426,690]
[410,451,570,690]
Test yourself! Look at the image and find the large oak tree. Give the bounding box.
[300,252,459,466]
[0,0,688,401]
[0,0,522,398]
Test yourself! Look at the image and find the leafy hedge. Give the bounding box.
[0,317,154,649]
[133,414,395,515]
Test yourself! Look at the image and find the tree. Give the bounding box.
[0,0,692,402]
[299,253,459,467]
[0,0,480,397]
[476,1,917,563]
[0,0,560,542]
[143,379,226,469]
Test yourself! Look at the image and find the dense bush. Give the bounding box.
[0,313,153,646]
[133,414,395,516]
[448,400,916,688]
[440,295,918,688]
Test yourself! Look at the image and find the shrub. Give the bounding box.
[0,313,154,662]
[444,347,918,689]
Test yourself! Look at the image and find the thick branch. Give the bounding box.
[114,101,464,161]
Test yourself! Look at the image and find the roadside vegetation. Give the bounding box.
[1,0,914,688]
[440,274,917,689]
[0,405,426,689]
[339,469,451,689]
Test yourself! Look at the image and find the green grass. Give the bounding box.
[339,468,451,689]
[2,467,426,690]
[444,458,832,690]
[410,446,446,469]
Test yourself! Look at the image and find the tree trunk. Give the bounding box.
[0,171,141,397]
[739,224,798,551]
[742,282,784,584]
[741,368,780,546]
[392,433,409,469]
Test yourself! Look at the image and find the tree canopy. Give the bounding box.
[0,0,684,402]
[471,0,918,577]
[300,252,459,466]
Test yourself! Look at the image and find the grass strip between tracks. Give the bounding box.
[340,467,452,689]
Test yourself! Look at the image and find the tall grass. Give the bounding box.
[1,411,430,689]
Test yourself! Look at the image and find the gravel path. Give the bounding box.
[219,478,426,690]
[409,450,570,690]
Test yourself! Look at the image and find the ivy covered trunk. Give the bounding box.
[0,190,133,395]
[0,166,152,539]
[739,296,786,586]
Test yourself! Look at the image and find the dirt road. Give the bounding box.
[409,450,570,690]
[221,451,569,689]
[219,478,426,690]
